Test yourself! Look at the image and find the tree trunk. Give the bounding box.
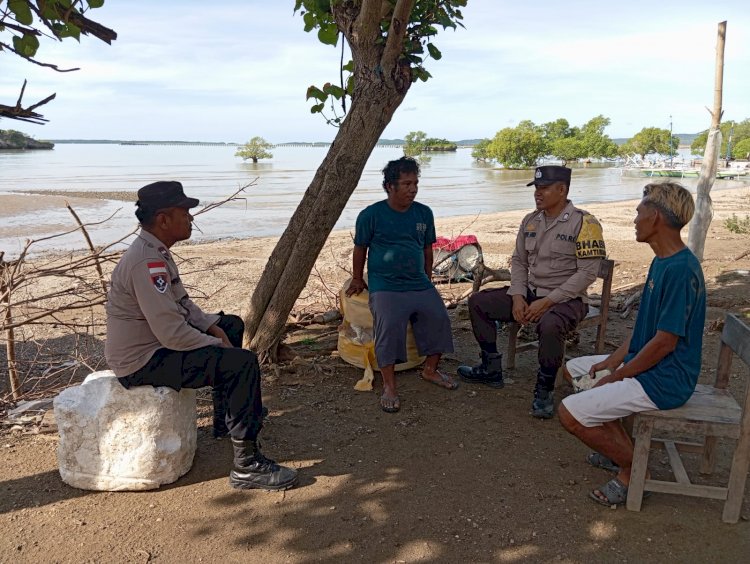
[688,129,721,260]
[687,21,726,261]
[242,30,412,360]
[252,157,258,163]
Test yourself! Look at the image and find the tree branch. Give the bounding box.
[0,41,80,71]
[0,79,57,123]
[380,0,415,75]
[353,0,383,46]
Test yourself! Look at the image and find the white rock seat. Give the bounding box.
[54,370,197,491]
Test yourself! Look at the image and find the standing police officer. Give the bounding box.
[458,166,605,419]
[105,181,297,490]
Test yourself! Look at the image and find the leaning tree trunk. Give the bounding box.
[243,2,415,361]
[688,20,726,261]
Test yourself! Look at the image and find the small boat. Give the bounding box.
[640,168,699,178]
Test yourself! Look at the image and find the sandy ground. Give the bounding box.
[1,186,750,563]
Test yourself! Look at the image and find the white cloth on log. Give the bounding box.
[54,370,197,491]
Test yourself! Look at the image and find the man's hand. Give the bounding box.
[207,324,232,348]
[588,356,620,378]
[346,277,367,297]
[592,370,622,388]
[524,297,553,323]
[511,294,529,323]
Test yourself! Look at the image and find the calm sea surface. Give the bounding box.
[0,144,746,256]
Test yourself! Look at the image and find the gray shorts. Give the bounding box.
[369,288,454,367]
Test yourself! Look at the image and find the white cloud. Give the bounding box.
[2,0,748,142]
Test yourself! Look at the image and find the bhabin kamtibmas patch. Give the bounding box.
[575,214,606,258]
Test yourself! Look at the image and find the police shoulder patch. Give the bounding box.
[147,261,169,293]
[575,214,606,259]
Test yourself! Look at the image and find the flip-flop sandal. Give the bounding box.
[587,452,621,473]
[589,478,652,507]
[420,370,459,390]
[589,477,629,507]
[380,393,400,413]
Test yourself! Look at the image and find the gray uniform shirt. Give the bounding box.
[104,229,221,376]
[508,200,605,303]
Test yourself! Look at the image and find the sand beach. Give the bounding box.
[1,184,750,562]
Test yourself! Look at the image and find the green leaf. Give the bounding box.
[412,67,432,83]
[302,11,316,32]
[88,0,106,8]
[427,43,442,60]
[59,22,81,40]
[305,85,326,102]
[9,0,34,26]
[317,23,339,46]
[12,33,40,57]
[322,83,344,99]
[41,4,58,19]
[342,60,354,72]
[311,103,325,114]
[345,75,355,95]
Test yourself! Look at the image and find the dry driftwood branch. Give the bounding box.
[443,266,511,308]
[193,180,257,216]
[620,289,643,320]
[2,268,21,400]
[66,202,107,294]
[1,182,259,403]
[0,79,56,124]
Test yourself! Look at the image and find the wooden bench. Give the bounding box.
[626,313,750,523]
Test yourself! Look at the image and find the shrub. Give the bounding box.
[724,213,750,234]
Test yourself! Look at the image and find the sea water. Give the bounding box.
[0,144,746,256]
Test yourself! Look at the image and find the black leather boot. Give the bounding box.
[531,388,554,419]
[229,439,298,491]
[531,371,556,419]
[457,351,504,388]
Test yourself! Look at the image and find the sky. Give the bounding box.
[1,0,749,143]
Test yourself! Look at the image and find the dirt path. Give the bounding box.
[2,187,750,563]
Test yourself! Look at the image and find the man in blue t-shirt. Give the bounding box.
[559,182,706,507]
[347,157,456,413]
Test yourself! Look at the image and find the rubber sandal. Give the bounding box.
[420,370,459,390]
[589,478,629,507]
[380,393,400,413]
[589,478,652,507]
[587,452,620,473]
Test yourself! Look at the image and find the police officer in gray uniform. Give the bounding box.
[458,166,605,418]
[105,181,297,490]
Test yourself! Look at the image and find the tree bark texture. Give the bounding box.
[688,21,726,261]
[243,2,413,361]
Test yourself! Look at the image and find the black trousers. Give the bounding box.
[118,314,263,441]
[467,287,588,376]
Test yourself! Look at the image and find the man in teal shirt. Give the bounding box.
[347,157,456,413]
[559,182,706,507]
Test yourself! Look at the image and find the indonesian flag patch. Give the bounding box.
[148,261,169,294]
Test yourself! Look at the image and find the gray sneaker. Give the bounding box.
[531,389,554,419]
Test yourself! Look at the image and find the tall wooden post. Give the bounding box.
[688,21,726,261]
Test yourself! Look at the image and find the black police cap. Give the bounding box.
[136,181,199,210]
[526,165,572,187]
